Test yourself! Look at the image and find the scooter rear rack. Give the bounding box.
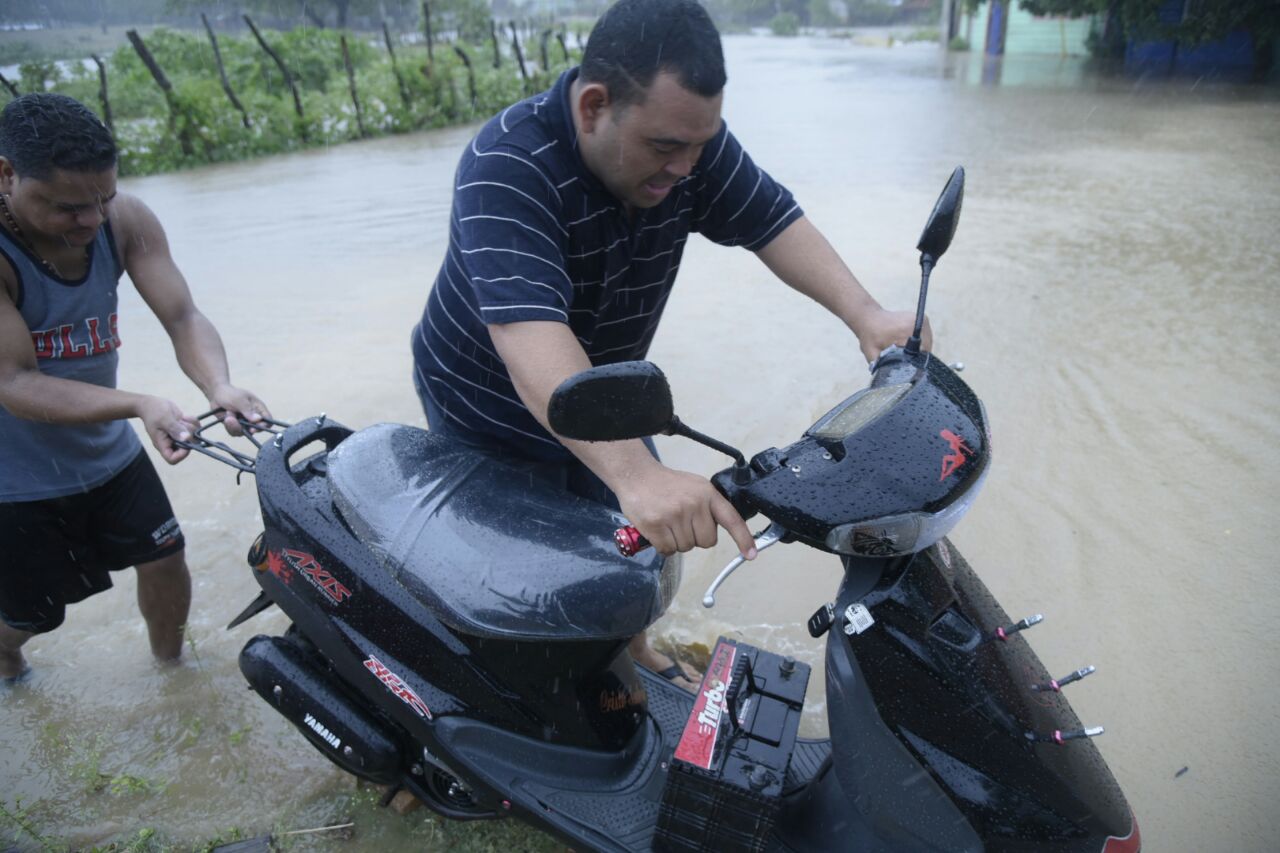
[174,408,291,477]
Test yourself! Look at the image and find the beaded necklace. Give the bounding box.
[0,192,89,278]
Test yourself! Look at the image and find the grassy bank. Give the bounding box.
[2,23,579,177]
[0,24,162,66]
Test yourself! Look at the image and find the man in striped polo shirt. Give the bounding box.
[412,0,928,687]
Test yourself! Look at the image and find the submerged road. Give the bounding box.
[3,34,1278,851]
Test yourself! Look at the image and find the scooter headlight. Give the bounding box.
[823,461,989,557]
[808,383,912,441]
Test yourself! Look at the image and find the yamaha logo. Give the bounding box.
[303,712,341,750]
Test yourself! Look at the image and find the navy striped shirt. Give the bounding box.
[412,68,803,460]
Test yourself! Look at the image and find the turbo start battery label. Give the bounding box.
[673,640,738,770]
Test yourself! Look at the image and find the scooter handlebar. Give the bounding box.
[614,526,650,557]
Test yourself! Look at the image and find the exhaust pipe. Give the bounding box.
[240,634,404,784]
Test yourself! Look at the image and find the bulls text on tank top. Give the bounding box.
[0,219,141,501]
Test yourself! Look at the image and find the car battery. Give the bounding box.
[654,637,811,853]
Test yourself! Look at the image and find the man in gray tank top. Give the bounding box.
[0,94,271,683]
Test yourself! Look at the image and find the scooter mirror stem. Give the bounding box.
[905,254,935,357]
[667,415,747,469]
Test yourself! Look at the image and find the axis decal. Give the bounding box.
[281,548,352,604]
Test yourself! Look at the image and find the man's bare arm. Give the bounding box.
[114,194,269,433]
[487,320,757,559]
[756,215,930,361]
[0,284,196,463]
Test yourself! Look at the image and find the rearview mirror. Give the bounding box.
[916,166,965,262]
[547,361,675,441]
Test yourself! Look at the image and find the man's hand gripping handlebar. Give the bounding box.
[612,521,788,607]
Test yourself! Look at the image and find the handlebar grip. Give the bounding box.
[614,526,651,557]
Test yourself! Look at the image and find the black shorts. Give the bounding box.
[0,449,185,634]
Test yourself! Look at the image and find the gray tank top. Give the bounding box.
[0,220,142,501]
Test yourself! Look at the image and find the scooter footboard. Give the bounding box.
[653,638,810,852]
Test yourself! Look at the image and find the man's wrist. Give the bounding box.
[843,298,884,341]
[583,440,663,502]
[204,379,236,406]
[126,391,154,420]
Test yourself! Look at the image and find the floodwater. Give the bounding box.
[4,34,1279,852]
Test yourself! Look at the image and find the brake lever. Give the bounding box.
[701,522,787,608]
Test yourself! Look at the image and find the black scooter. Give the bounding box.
[189,168,1140,851]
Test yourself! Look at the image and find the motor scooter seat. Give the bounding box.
[325,423,676,642]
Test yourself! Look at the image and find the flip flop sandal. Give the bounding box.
[656,664,700,690]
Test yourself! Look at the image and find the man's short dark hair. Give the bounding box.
[0,93,117,180]
[580,0,726,107]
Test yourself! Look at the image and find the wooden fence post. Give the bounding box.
[125,29,195,157]
[339,35,368,138]
[422,0,434,65]
[89,54,114,137]
[539,29,550,72]
[243,14,307,139]
[201,13,252,129]
[557,29,570,64]
[382,21,412,107]
[452,45,477,109]
[490,20,502,69]
[508,21,529,85]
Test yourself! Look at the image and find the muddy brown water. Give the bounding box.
[3,35,1278,851]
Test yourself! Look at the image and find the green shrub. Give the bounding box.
[769,12,801,36]
[16,59,63,91]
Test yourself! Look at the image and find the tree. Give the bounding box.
[1018,0,1279,46]
[165,0,389,29]
[705,0,784,30]
[959,0,1276,70]
[809,0,844,27]
[1004,0,1278,75]
[1018,0,1105,16]
[427,0,492,43]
